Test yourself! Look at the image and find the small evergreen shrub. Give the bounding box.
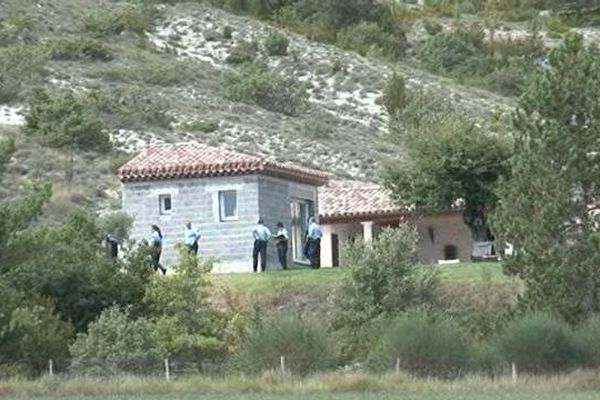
[232,316,336,375]
[337,22,406,59]
[415,26,486,74]
[83,6,156,38]
[222,25,233,40]
[70,307,160,376]
[223,62,307,116]
[180,118,219,133]
[368,313,470,378]
[226,40,258,64]
[497,313,581,373]
[263,31,289,56]
[383,72,408,116]
[575,316,600,368]
[48,36,113,61]
[0,44,46,103]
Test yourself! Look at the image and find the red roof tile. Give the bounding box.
[319,180,405,219]
[118,142,329,186]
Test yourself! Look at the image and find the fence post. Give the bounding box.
[280,355,286,375]
[164,358,170,381]
[511,362,518,384]
[48,359,53,377]
[395,358,401,374]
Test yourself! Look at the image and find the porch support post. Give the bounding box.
[361,221,374,243]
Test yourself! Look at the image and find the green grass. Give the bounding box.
[3,372,600,400]
[212,262,505,297]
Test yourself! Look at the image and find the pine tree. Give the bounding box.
[494,33,600,323]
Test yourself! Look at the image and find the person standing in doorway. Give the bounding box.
[252,219,271,272]
[184,222,200,255]
[306,217,322,269]
[273,221,289,270]
[150,224,166,275]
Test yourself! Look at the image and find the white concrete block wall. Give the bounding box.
[122,175,261,273]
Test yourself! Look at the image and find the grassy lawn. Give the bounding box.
[211,262,506,298]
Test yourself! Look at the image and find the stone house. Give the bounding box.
[118,142,329,273]
[318,181,473,267]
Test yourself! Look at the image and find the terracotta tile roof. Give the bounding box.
[319,180,406,219]
[118,142,329,186]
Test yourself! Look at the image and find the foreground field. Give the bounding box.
[3,372,600,400]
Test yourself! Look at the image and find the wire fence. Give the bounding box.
[21,356,524,383]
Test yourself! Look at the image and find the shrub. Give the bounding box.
[6,297,74,376]
[334,226,439,358]
[575,316,600,368]
[415,26,487,74]
[497,313,581,373]
[226,0,248,14]
[180,118,219,133]
[301,118,332,140]
[89,86,173,130]
[367,313,470,378]
[423,19,443,36]
[0,14,37,46]
[226,39,258,64]
[337,22,406,59]
[0,45,46,103]
[223,62,308,116]
[383,72,408,116]
[99,211,133,243]
[484,64,528,97]
[48,36,113,61]
[83,6,156,38]
[263,31,289,56]
[222,25,233,40]
[69,307,160,376]
[232,316,336,375]
[24,89,110,153]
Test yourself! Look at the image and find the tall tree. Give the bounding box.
[494,33,600,323]
[383,91,511,257]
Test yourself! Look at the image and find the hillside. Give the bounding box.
[0,0,597,217]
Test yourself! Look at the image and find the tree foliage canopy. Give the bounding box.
[494,34,600,322]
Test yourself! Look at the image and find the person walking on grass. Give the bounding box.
[252,219,271,272]
[150,224,166,275]
[273,221,289,270]
[306,217,322,269]
[184,221,200,255]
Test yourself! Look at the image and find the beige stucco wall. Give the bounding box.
[415,213,473,263]
[321,212,473,266]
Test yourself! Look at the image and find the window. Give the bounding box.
[219,190,238,221]
[159,194,172,215]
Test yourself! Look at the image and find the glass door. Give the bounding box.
[290,199,314,263]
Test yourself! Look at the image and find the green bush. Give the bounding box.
[83,6,157,38]
[301,118,332,140]
[232,316,336,375]
[0,14,37,46]
[99,211,133,243]
[263,31,289,56]
[89,86,173,130]
[367,313,470,378]
[337,22,406,59]
[0,45,46,103]
[415,26,487,74]
[223,62,307,116]
[575,316,600,368]
[226,39,258,64]
[497,313,581,373]
[180,118,219,133]
[48,36,113,61]
[334,226,439,358]
[5,297,74,376]
[24,89,110,153]
[70,307,160,376]
[222,25,233,40]
[383,72,408,116]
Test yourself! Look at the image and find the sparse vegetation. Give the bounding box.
[263,31,289,56]
[48,36,113,62]
[223,62,307,116]
[0,45,46,103]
